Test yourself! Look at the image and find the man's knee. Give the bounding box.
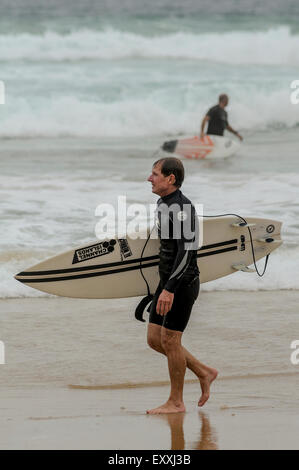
[147,324,163,352]
[147,335,161,352]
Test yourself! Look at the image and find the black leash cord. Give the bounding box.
[202,213,270,277]
[134,227,155,322]
[139,227,154,297]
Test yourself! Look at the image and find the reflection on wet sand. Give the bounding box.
[166,413,186,450]
[196,412,218,450]
[150,411,218,450]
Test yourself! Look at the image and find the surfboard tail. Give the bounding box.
[161,140,178,153]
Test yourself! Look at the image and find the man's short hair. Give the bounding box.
[153,157,185,188]
[219,93,229,103]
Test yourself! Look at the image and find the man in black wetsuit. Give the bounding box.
[146,157,218,414]
[200,93,243,141]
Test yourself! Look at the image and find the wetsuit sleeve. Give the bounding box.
[164,206,198,294]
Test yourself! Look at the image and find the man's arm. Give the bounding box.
[226,124,243,141]
[156,240,193,316]
[163,239,193,294]
[200,115,210,139]
[156,206,198,316]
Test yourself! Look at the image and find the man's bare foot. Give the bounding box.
[198,368,218,407]
[146,400,186,415]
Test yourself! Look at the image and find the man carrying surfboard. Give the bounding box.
[200,94,243,141]
[146,157,218,414]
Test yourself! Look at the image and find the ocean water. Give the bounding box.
[0,0,299,297]
[1,0,299,138]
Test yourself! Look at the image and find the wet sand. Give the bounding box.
[1,374,299,450]
[0,291,299,449]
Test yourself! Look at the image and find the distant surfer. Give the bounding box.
[200,94,243,141]
[146,157,218,414]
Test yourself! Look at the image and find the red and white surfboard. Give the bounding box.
[162,135,241,159]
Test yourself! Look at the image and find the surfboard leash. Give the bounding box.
[202,213,270,277]
[135,227,155,322]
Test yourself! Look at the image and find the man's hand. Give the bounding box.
[156,289,174,316]
[227,125,243,141]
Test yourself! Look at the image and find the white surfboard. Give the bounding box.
[162,135,241,159]
[15,217,282,299]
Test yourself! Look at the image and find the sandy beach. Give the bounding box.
[1,291,299,450]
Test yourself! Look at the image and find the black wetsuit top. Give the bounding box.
[156,189,199,293]
[206,104,228,136]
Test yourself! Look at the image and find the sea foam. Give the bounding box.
[1,26,298,65]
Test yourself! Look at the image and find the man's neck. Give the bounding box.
[158,187,178,199]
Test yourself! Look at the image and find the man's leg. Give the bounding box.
[147,323,218,409]
[147,326,186,414]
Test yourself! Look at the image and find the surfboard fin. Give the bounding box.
[232,264,255,273]
[135,294,153,322]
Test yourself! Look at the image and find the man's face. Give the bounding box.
[147,163,174,196]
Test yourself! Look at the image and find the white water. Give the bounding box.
[1,27,298,64]
[1,88,298,138]
[1,26,298,138]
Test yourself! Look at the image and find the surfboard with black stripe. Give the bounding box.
[14,217,282,298]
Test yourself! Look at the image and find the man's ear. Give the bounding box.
[169,173,176,185]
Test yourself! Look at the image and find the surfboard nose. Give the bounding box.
[14,271,25,281]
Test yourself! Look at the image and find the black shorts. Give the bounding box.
[148,275,200,332]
